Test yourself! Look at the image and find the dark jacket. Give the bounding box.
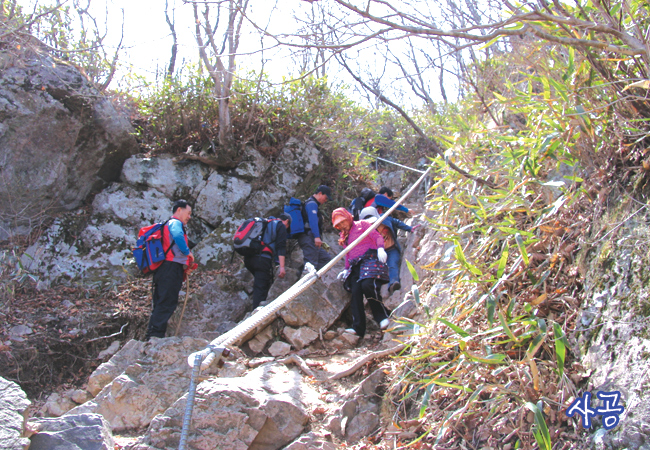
[261,220,288,259]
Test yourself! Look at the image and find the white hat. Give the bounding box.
[360,207,380,223]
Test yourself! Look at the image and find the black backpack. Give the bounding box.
[350,188,376,221]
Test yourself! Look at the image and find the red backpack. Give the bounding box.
[133,220,172,274]
[233,217,278,257]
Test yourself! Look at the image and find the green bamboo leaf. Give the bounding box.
[499,311,520,343]
[553,322,569,376]
[514,233,529,265]
[431,380,471,392]
[406,259,419,282]
[419,384,432,418]
[525,402,552,450]
[485,295,496,325]
[465,352,507,364]
[454,242,483,276]
[438,318,470,337]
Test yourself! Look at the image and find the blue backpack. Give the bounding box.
[284,197,305,238]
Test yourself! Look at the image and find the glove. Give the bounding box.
[411,224,421,232]
[377,247,387,263]
[337,269,351,280]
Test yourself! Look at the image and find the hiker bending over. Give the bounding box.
[146,200,196,340]
[332,208,390,337]
[244,214,291,309]
[296,185,333,271]
[359,206,419,295]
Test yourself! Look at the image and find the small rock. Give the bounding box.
[248,326,274,354]
[268,341,292,357]
[323,331,337,340]
[283,326,319,350]
[9,325,32,336]
[248,357,275,368]
[69,389,91,405]
[97,341,121,360]
[43,392,76,417]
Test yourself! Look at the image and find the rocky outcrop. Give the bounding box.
[0,46,137,240]
[133,363,320,450]
[28,413,114,450]
[69,337,223,431]
[0,377,31,450]
[20,137,323,284]
[577,210,650,449]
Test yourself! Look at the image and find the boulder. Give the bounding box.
[28,413,114,450]
[0,46,137,240]
[69,337,213,431]
[135,363,320,450]
[268,341,292,357]
[0,376,31,450]
[87,339,145,397]
[283,326,319,350]
[284,432,337,450]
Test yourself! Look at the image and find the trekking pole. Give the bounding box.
[175,275,190,337]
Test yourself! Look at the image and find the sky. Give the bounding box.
[15,0,459,104]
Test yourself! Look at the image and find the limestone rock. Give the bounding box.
[268,341,292,357]
[248,326,274,354]
[70,337,212,431]
[0,46,137,240]
[0,376,31,450]
[121,154,210,200]
[195,172,252,226]
[43,392,76,417]
[284,432,337,450]
[28,413,114,450]
[278,264,349,331]
[283,326,319,350]
[87,339,145,397]
[136,364,319,450]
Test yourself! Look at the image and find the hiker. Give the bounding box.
[349,187,376,220]
[296,185,333,270]
[332,207,390,337]
[244,214,291,309]
[359,206,419,295]
[146,200,196,340]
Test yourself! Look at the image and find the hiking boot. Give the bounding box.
[380,319,390,330]
[344,328,357,335]
[388,282,401,295]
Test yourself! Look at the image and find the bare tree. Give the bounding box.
[189,0,249,167]
[164,0,178,78]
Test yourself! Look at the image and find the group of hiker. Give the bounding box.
[142,185,418,340]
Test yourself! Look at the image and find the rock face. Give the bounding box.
[577,212,650,449]
[20,137,324,285]
[134,363,320,450]
[0,377,31,450]
[69,337,215,431]
[0,45,137,240]
[28,413,114,450]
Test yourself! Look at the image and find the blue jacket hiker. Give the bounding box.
[359,206,419,295]
[296,185,333,271]
[146,200,196,340]
[244,214,291,308]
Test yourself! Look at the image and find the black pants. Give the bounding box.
[349,264,389,338]
[147,260,184,338]
[244,254,273,308]
[297,231,331,270]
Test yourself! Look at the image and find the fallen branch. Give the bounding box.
[279,354,316,378]
[328,344,405,380]
[86,323,128,343]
